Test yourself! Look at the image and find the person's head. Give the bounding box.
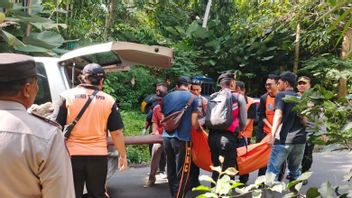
[277,71,297,91]
[217,72,236,91]
[176,76,191,91]
[79,63,106,89]
[297,76,311,94]
[265,74,279,96]
[155,82,168,97]
[191,79,202,96]
[235,81,246,95]
[0,53,41,109]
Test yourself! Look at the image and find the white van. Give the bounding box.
[33,41,173,105]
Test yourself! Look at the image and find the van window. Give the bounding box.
[34,63,52,105]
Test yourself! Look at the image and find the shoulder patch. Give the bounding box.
[30,113,63,130]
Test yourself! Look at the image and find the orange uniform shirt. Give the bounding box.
[61,86,117,156]
[263,95,275,134]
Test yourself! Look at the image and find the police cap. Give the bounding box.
[0,53,44,82]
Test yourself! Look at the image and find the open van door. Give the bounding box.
[59,41,173,72]
[57,41,173,87]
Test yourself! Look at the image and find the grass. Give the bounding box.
[120,110,150,164]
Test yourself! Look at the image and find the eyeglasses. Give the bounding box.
[298,81,307,85]
[265,83,273,87]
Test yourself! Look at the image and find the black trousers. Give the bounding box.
[159,150,166,172]
[208,130,237,182]
[302,141,315,173]
[71,156,108,198]
[163,137,191,198]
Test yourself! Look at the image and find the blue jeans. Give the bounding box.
[266,143,305,181]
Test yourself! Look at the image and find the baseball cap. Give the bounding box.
[297,76,310,84]
[177,76,191,85]
[279,71,297,86]
[82,63,105,78]
[217,72,235,83]
[0,53,45,82]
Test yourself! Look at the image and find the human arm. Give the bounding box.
[51,96,67,128]
[108,103,128,171]
[270,109,283,144]
[40,128,75,198]
[111,129,128,171]
[270,93,285,144]
[237,94,248,131]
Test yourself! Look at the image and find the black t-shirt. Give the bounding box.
[274,90,306,144]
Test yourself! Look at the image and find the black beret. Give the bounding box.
[0,53,43,82]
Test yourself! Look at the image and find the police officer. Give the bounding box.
[0,53,75,198]
[53,63,128,198]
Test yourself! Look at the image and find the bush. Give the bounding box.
[120,110,150,164]
[104,66,163,111]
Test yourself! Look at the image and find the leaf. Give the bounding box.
[318,182,335,197]
[294,182,303,192]
[0,0,13,8]
[343,169,352,182]
[23,31,64,49]
[223,167,238,176]
[0,30,25,47]
[306,187,320,198]
[271,182,285,193]
[297,171,313,181]
[261,55,274,61]
[210,165,222,174]
[164,26,179,36]
[251,190,262,198]
[283,95,300,104]
[14,44,49,53]
[197,192,217,198]
[254,175,266,186]
[199,175,216,184]
[192,185,212,192]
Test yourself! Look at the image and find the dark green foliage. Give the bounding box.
[104,67,163,110]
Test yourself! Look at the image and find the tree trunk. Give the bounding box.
[202,0,212,28]
[26,0,32,36]
[293,23,300,73]
[339,28,352,98]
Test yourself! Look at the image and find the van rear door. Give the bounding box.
[59,41,173,72]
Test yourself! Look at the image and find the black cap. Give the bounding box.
[279,71,297,86]
[177,76,191,85]
[0,53,45,82]
[82,63,105,78]
[217,72,235,83]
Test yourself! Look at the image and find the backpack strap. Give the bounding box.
[184,94,195,110]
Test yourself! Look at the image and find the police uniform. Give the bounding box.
[0,53,75,198]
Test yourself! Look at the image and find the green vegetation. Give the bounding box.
[193,157,352,197]
[120,110,150,164]
[1,0,352,158]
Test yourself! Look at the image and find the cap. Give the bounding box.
[0,53,44,82]
[217,72,235,83]
[82,63,105,78]
[177,76,191,85]
[297,76,311,84]
[279,71,297,86]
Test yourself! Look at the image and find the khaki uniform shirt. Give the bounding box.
[0,100,75,198]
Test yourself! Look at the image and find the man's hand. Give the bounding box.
[268,135,275,146]
[118,156,128,171]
